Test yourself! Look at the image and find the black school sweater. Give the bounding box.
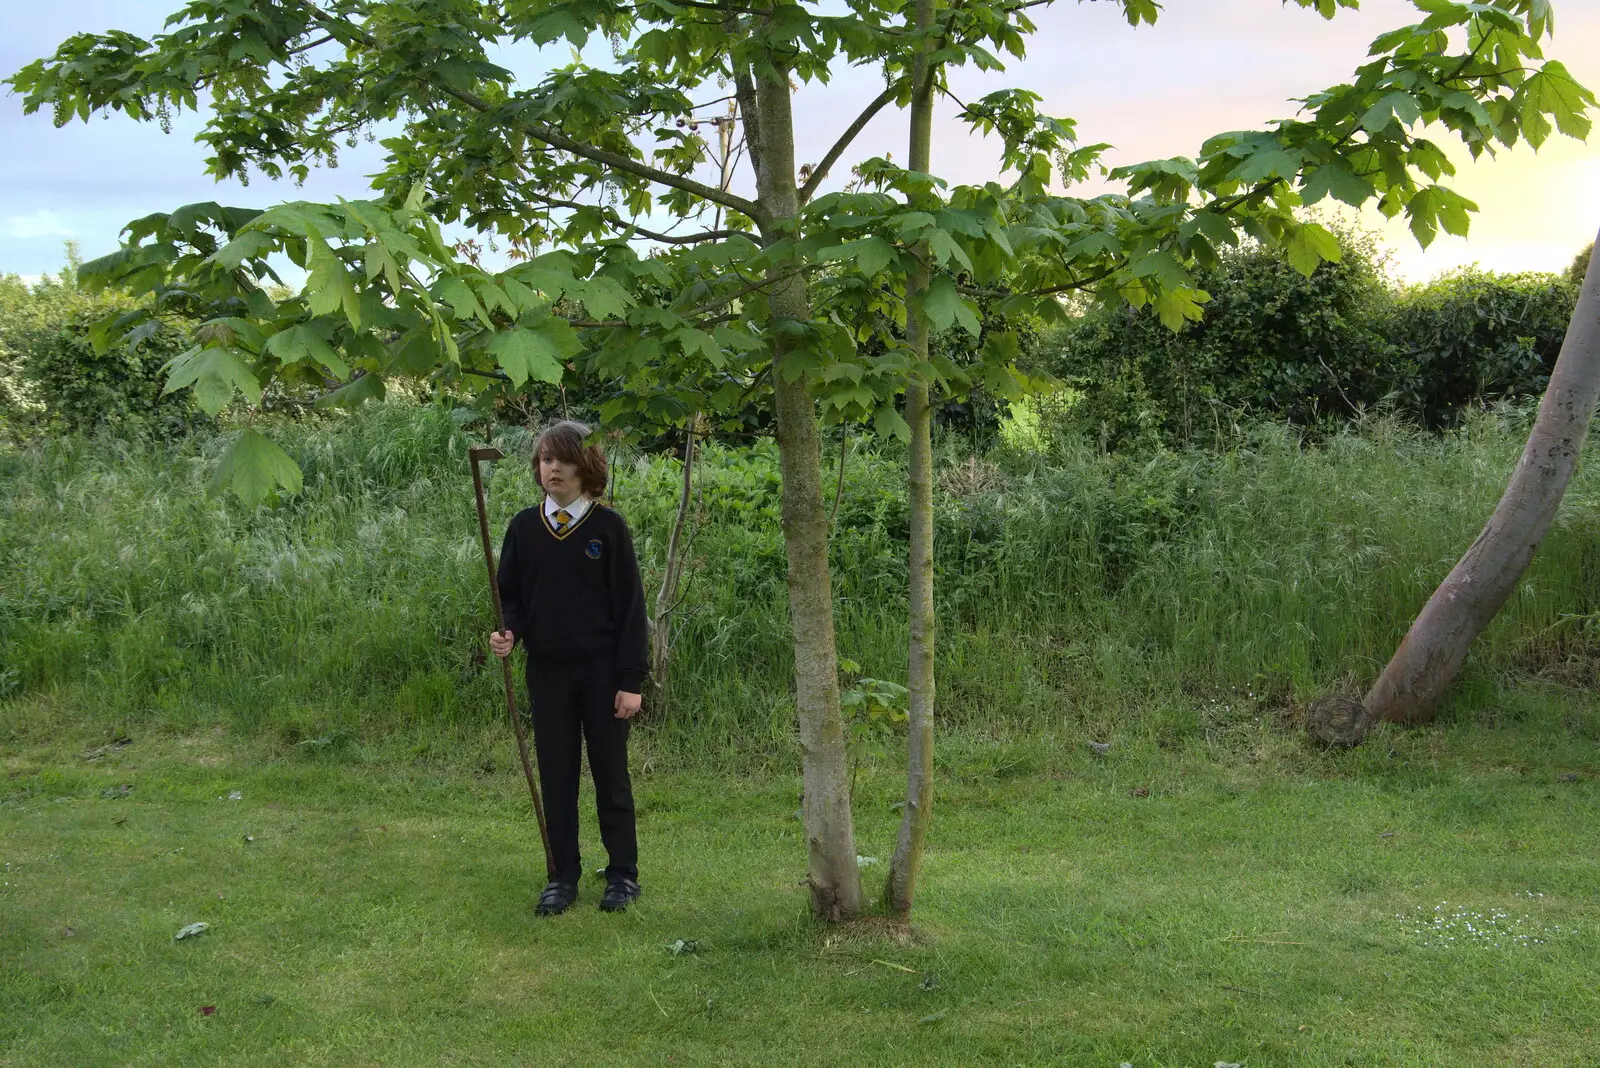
[497,501,650,693]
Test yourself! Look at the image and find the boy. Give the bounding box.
[489,420,648,916]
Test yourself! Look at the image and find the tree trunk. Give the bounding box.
[752,53,862,921]
[886,0,938,918]
[1365,234,1600,725]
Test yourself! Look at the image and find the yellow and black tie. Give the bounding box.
[554,509,572,534]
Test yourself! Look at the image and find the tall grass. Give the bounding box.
[2,402,1596,751]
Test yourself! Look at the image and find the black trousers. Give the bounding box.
[527,655,638,886]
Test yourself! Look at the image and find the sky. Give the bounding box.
[3,0,1597,285]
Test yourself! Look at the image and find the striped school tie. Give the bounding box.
[554,509,572,533]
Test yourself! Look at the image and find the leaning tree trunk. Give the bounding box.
[1365,234,1600,726]
[750,54,863,921]
[886,0,938,918]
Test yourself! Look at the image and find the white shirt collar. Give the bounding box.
[543,495,592,522]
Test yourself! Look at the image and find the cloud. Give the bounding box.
[4,210,74,240]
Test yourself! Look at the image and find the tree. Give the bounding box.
[12,0,1590,919]
[1364,236,1600,727]
[885,0,937,918]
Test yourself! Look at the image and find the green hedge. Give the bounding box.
[0,269,204,441]
[1039,235,1579,449]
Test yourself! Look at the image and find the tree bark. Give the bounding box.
[887,0,938,918]
[1365,234,1600,725]
[752,51,863,921]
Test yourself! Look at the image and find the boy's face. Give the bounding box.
[539,448,582,500]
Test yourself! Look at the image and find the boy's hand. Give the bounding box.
[489,630,515,658]
[614,691,642,719]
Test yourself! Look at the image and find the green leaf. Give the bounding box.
[487,321,576,387]
[713,325,763,353]
[436,276,486,325]
[576,276,634,320]
[388,328,442,375]
[314,372,386,410]
[1153,287,1210,331]
[874,406,912,442]
[673,327,723,366]
[1128,249,1189,290]
[823,237,895,277]
[1520,62,1593,148]
[1230,147,1303,185]
[924,229,974,273]
[1300,161,1375,207]
[921,276,962,333]
[403,178,427,217]
[1360,91,1423,133]
[1285,222,1343,277]
[264,324,349,377]
[165,347,262,415]
[210,430,302,507]
[211,230,275,269]
[305,230,361,329]
[500,277,544,315]
[952,294,980,337]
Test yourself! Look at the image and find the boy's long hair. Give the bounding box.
[532,420,608,498]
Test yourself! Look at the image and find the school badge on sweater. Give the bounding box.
[585,538,604,560]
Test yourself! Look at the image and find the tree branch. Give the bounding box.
[734,65,765,189]
[523,190,757,246]
[295,0,767,223]
[287,34,335,56]
[799,80,905,205]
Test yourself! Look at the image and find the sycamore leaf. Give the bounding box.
[713,325,763,352]
[165,347,261,415]
[314,371,386,409]
[924,229,974,273]
[822,236,895,277]
[436,276,486,325]
[500,277,544,314]
[1153,287,1210,331]
[874,405,912,442]
[211,230,275,269]
[305,230,361,330]
[474,280,516,318]
[1285,222,1343,277]
[952,294,980,337]
[921,275,962,333]
[210,430,302,507]
[1128,249,1189,290]
[1300,161,1375,207]
[1520,62,1593,148]
[575,276,634,320]
[1360,90,1422,133]
[1230,147,1303,185]
[403,178,427,217]
[362,242,400,291]
[674,327,722,367]
[487,321,576,386]
[264,324,348,377]
[1403,185,1476,247]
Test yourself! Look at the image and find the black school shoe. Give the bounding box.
[535,881,578,916]
[599,877,641,913]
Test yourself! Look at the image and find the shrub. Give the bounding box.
[1382,268,1577,428]
[1568,242,1594,286]
[0,262,204,440]
[1037,233,1580,449]
[1039,230,1396,450]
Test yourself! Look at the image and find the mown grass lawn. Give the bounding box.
[4,692,1599,1067]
